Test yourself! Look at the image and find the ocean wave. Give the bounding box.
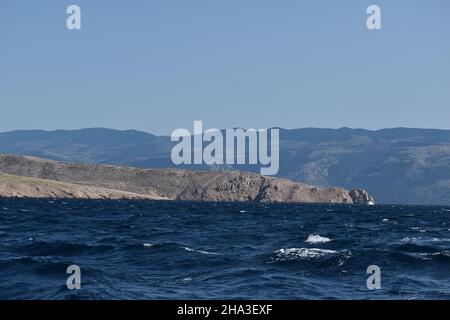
[382,218,398,224]
[305,235,331,244]
[140,243,220,255]
[0,256,91,275]
[2,199,450,299]
[402,250,450,261]
[273,248,337,261]
[183,247,221,255]
[401,237,450,244]
[426,250,450,258]
[17,240,115,256]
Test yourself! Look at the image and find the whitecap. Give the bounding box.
[183,247,220,255]
[411,250,450,259]
[425,250,450,257]
[382,218,398,225]
[240,210,247,213]
[401,237,450,244]
[305,234,331,244]
[274,248,337,260]
[143,243,154,248]
[182,277,192,282]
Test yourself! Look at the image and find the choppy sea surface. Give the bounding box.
[0,198,449,300]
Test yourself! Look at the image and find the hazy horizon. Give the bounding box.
[4,125,450,137]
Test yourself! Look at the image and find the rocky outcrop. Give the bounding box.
[349,189,375,205]
[0,154,375,204]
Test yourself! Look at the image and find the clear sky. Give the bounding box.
[0,0,449,135]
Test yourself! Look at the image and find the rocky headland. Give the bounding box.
[0,154,374,204]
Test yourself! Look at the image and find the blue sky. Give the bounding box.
[0,0,449,134]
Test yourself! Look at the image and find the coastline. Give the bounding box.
[0,154,375,205]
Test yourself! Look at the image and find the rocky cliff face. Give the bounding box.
[0,154,374,204]
[349,189,375,205]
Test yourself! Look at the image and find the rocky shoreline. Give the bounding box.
[0,154,374,204]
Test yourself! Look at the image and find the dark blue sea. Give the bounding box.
[0,199,449,300]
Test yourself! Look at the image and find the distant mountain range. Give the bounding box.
[1,127,450,204]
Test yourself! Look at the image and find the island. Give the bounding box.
[0,154,374,204]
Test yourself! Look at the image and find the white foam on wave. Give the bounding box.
[401,237,450,244]
[408,250,450,260]
[411,227,427,233]
[382,218,398,225]
[274,248,337,260]
[305,235,331,244]
[424,250,450,257]
[183,247,220,255]
[143,243,154,248]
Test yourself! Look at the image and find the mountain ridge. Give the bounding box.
[1,127,450,204]
[0,154,373,204]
